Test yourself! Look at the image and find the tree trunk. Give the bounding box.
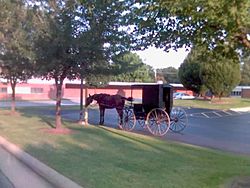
[10,79,17,115]
[79,77,84,124]
[55,78,63,129]
[84,87,88,125]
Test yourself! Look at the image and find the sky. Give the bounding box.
[135,47,190,69]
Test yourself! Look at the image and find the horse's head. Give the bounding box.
[85,94,94,107]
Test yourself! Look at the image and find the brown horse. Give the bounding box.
[85,93,133,126]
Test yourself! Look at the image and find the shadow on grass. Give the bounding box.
[98,126,170,153]
[41,117,55,129]
[16,105,82,127]
[22,124,185,188]
[21,123,250,188]
[2,104,250,188]
[16,105,179,155]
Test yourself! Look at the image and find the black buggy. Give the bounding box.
[121,84,187,136]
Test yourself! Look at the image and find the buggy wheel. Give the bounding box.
[121,107,136,131]
[146,108,170,136]
[170,107,187,133]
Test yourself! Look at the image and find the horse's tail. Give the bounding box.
[122,97,133,101]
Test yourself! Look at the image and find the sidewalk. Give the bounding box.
[230,106,250,112]
[0,168,14,188]
[0,136,83,188]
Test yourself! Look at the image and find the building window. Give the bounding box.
[231,91,241,96]
[31,88,43,93]
[0,88,7,93]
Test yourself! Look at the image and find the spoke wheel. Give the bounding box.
[121,107,136,131]
[138,119,146,129]
[146,108,170,136]
[170,107,187,133]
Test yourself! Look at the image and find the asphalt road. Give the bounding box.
[167,108,250,155]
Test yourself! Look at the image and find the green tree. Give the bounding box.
[33,0,134,129]
[111,52,155,82]
[178,48,207,95]
[0,0,34,113]
[33,0,81,129]
[200,48,241,98]
[240,56,250,85]
[157,67,179,83]
[132,0,250,53]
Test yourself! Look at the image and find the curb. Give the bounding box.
[230,107,250,112]
[0,136,83,188]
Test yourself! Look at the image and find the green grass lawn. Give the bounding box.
[174,97,250,110]
[0,108,250,188]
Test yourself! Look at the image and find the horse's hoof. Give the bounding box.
[118,124,123,130]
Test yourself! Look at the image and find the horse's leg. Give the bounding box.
[101,108,105,125]
[99,106,105,125]
[116,108,123,129]
[99,106,103,125]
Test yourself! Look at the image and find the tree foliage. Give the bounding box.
[32,0,83,129]
[33,0,134,80]
[199,47,241,98]
[156,67,179,83]
[33,0,79,80]
[75,0,135,79]
[111,52,155,82]
[0,0,35,113]
[240,56,250,85]
[178,48,206,94]
[179,45,241,97]
[132,0,250,53]
[32,0,135,128]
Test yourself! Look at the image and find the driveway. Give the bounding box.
[167,108,250,155]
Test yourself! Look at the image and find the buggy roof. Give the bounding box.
[130,83,172,88]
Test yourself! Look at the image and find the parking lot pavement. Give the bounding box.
[188,109,248,119]
[167,107,250,155]
[0,99,80,107]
